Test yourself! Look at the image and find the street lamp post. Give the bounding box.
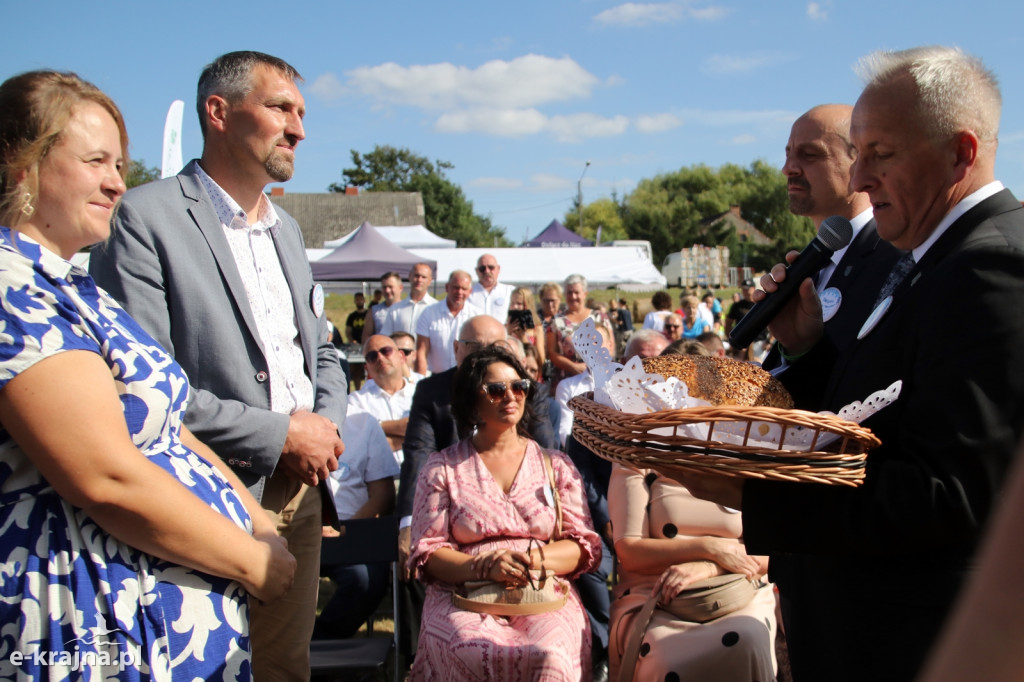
[577,160,591,235]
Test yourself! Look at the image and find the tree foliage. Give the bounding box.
[330,145,511,247]
[618,161,813,269]
[126,159,161,188]
[562,196,628,243]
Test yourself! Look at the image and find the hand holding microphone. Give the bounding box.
[728,216,853,351]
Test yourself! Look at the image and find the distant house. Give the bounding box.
[699,205,772,246]
[268,188,425,248]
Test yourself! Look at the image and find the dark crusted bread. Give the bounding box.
[641,354,794,408]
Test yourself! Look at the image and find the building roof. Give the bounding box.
[269,191,425,247]
[700,205,773,246]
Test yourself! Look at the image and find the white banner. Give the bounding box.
[161,100,184,179]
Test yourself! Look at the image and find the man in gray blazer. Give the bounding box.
[90,51,346,681]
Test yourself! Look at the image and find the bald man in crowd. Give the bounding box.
[764,103,902,369]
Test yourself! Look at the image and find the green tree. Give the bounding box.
[620,161,813,267]
[563,196,628,243]
[126,159,161,188]
[330,145,510,247]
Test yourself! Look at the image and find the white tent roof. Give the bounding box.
[306,245,665,292]
[323,224,455,249]
[405,246,666,289]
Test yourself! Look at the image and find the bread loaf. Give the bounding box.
[642,355,793,408]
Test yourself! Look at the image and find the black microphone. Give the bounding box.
[728,215,853,349]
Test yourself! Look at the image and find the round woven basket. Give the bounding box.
[568,393,880,486]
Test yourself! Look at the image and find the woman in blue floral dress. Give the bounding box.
[0,71,295,680]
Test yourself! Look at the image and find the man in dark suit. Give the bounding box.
[763,104,902,370]
[90,52,347,680]
[395,314,555,660]
[677,47,1024,681]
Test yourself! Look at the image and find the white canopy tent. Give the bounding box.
[323,224,455,249]
[306,244,665,293]
[404,246,666,290]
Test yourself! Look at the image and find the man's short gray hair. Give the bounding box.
[856,46,1000,144]
[196,51,302,139]
[624,328,666,359]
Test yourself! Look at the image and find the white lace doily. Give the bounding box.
[570,318,900,451]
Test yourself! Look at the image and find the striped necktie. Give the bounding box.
[873,252,916,308]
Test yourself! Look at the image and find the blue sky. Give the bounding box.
[4,1,1024,245]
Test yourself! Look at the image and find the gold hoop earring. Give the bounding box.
[20,191,34,218]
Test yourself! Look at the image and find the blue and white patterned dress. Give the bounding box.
[0,228,252,680]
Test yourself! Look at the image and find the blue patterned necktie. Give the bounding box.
[873,252,916,308]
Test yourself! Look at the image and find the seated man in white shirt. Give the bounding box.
[554,324,615,448]
[315,411,398,639]
[348,335,419,464]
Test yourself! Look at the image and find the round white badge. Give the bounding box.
[820,287,842,323]
[311,283,324,318]
[858,296,892,340]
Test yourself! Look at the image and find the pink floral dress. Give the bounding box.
[409,439,601,681]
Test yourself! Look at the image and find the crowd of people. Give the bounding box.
[2,43,1023,682]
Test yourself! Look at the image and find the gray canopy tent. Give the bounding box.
[311,221,436,282]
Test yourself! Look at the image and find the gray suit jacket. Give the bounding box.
[90,160,348,500]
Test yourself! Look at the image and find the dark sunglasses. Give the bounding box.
[477,264,498,272]
[665,324,681,329]
[364,346,397,363]
[396,347,414,356]
[482,379,531,402]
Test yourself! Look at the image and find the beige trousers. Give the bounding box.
[249,471,322,681]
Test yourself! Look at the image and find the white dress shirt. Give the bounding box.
[554,371,594,448]
[196,165,313,415]
[469,281,515,323]
[380,293,436,336]
[326,412,399,519]
[416,299,483,373]
[347,375,419,464]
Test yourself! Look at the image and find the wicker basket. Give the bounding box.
[568,393,880,486]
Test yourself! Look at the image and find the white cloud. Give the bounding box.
[690,6,731,20]
[702,52,795,75]
[313,54,682,143]
[529,173,574,192]
[594,2,685,26]
[594,2,729,27]
[309,72,346,100]
[435,108,549,137]
[548,114,631,143]
[434,109,633,142]
[339,54,599,110]
[807,2,828,21]
[635,113,683,133]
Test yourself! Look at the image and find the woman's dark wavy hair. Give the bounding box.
[451,345,535,439]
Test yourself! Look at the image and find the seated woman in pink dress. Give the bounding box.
[408,345,601,681]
